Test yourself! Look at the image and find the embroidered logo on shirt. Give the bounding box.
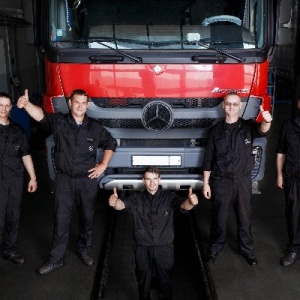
[244,139,251,145]
[14,145,20,151]
[89,146,94,151]
[164,211,169,217]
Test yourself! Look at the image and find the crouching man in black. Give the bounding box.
[109,166,198,300]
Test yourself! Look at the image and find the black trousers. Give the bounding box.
[135,244,174,300]
[0,177,24,255]
[284,177,300,253]
[49,173,98,264]
[209,176,254,254]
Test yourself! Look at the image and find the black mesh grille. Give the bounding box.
[121,139,190,147]
[173,118,214,128]
[99,118,214,129]
[100,119,142,128]
[91,97,222,108]
[121,139,207,148]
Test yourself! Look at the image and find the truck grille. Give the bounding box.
[91,97,222,108]
[121,139,189,147]
[99,118,214,129]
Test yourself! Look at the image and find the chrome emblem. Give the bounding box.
[148,64,166,75]
[153,65,162,74]
[142,101,174,131]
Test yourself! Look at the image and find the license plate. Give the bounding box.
[132,155,181,166]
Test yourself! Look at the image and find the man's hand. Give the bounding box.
[277,176,284,189]
[181,187,198,210]
[109,187,118,207]
[260,105,272,123]
[88,162,107,179]
[28,178,38,193]
[202,183,211,199]
[17,89,29,109]
[188,187,198,206]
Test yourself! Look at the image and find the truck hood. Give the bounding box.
[48,61,268,98]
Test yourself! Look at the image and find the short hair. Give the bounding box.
[69,89,88,100]
[143,166,161,178]
[223,92,240,101]
[0,92,12,103]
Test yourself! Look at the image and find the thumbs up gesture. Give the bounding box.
[260,105,272,123]
[187,187,198,206]
[17,89,29,109]
[109,187,119,207]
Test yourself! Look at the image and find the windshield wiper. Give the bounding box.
[94,40,142,63]
[74,39,142,63]
[62,37,244,63]
[195,40,245,62]
[185,34,245,62]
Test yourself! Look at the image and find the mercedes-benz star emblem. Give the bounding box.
[142,101,174,131]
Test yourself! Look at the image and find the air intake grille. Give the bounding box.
[91,97,222,108]
[99,118,214,129]
[121,139,190,147]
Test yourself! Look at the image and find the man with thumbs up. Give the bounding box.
[0,92,37,265]
[202,92,272,266]
[109,166,198,300]
[17,89,116,275]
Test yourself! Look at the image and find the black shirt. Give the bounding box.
[123,190,185,246]
[202,118,267,179]
[277,115,300,178]
[40,112,117,177]
[0,120,30,180]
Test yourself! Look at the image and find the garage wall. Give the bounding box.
[0,0,41,101]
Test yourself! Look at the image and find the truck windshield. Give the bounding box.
[49,0,265,50]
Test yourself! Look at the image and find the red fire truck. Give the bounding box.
[33,0,275,191]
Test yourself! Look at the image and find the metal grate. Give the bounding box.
[121,139,190,147]
[91,97,222,108]
[99,118,214,129]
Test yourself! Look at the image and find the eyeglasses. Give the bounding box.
[224,102,240,107]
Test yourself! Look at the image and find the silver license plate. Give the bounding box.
[132,155,181,166]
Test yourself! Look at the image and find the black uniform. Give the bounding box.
[203,118,267,254]
[123,190,185,300]
[0,120,29,255]
[40,112,116,263]
[277,115,300,253]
